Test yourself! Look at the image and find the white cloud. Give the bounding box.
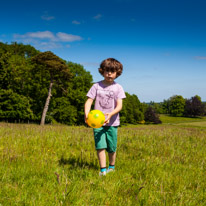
[38,42,62,50]
[72,20,81,25]
[14,31,83,42]
[14,31,56,41]
[93,14,102,20]
[56,32,83,42]
[13,31,83,50]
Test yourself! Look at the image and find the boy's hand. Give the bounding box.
[84,98,93,125]
[104,99,123,124]
[84,114,88,124]
[104,113,112,124]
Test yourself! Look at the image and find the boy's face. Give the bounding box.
[103,69,117,84]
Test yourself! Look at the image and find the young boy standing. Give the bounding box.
[84,58,126,176]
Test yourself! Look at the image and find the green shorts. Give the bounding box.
[93,126,118,153]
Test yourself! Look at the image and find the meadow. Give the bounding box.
[0,116,206,205]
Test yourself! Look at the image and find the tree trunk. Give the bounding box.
[40,81,53,125]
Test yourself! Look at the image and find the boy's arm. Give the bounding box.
[105,99,123,124]
[84,98,94,123]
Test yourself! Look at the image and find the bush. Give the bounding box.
[144,106,162,124]
[184,96,205,117]
[0,89,34,121]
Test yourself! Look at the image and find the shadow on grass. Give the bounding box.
[59,156,99,170]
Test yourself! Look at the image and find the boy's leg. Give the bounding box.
[97,149,106,168]
[93,127,107,175]
[97,149,107,175]
[108,152,116,166]
[105,126,118,172]
[108,152,116,172]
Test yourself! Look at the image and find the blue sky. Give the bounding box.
[1,0,206,102]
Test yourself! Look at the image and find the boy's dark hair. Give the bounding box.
[98,58,123,78]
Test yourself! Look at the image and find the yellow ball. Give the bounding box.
[87,110,105,128]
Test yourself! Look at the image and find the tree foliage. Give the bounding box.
[147,101,164,114]
[120,92,144,124]
[0,42,205,125]
[144,106,162,124]
[0,42,95,125]
[168,95,186,117]
[0,89,34,121]
[159,95,205,118]
[184,95,205,117]
[31,51,73,125]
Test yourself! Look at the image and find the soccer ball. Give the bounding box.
[87,110,105,128]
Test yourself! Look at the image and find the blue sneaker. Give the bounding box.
[107,168,115,174]
[99,171,106,176]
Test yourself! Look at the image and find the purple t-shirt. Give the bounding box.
[86,81,126,126]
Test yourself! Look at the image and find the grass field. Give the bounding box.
[160,114,206,125]
[0,116,206,205]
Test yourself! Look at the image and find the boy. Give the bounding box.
[84,58,126,176]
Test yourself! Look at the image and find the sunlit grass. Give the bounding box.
[0,122,206,205]
[160,114,206,124]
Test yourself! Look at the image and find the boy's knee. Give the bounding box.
[106,148,116,153]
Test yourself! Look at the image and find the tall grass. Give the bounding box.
[0,122,206,205]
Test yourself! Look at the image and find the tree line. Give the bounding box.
[0,42,92,125]
[147,95,206,118]
[0,42,146,125]
[0,42,205,125]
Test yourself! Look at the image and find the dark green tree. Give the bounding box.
[148,101,164,114]
[0,42,39,122]
[51,97,78,125]
[168,95,185,117]
[184,95,205,117]
[32,51,72,125]
[66,62,93,124]
[49,62,93,125]
[161,99,170,114]
[0,43,38,92]
[120,92,144,124]
[144,106,162,124]
[0,89,34,121]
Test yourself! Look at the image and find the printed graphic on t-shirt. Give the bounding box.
[97,90,115,109]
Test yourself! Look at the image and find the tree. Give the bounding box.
[148,101,164,114]
[161,99,170,114]
[0,42,39,122]
[9,42,39,58]
[120,93,144,124]
[144,106,162,124]
[52,97,78,125]
[203,102,206,115]
[48,62,93,125]
[0,89,34,122]
[168,95,185,117]
[184,95,205,117]
[66,62,93,124]
[0,43,38,92]
[32,51,72,125]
